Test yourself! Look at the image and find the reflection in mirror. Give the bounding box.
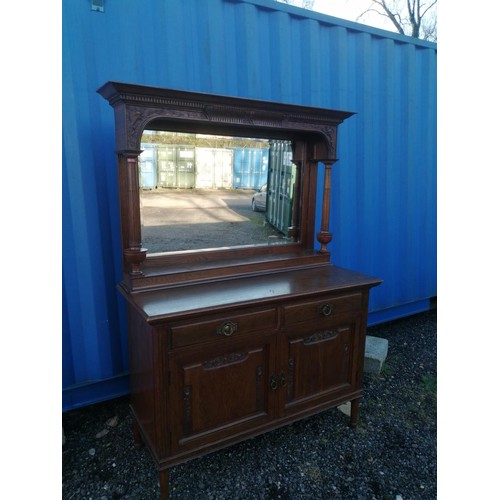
[139,131,298,254]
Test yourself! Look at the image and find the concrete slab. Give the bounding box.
[364,335,389,374]
[337,401,351,416]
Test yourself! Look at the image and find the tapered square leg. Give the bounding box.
[159,469,169,500]
[350,398,360,428]
[131,419,143,448]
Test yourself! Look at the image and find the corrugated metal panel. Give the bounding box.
[196,148,234,188]
[232,148,268,189]
[139,145,158,189]
[267,141,295,233]
[62,0,436,409]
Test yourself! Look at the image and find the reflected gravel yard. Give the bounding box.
[140,189,289,253]
[62,309,436,500]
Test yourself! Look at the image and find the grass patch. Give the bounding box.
[420,373,437,397]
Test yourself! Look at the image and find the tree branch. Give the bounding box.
[420,0,437,19]
[349,0,436,40]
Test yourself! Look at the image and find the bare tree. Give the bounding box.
[357,0,437,41]
[276,0,316,10]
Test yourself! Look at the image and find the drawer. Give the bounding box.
[283,292,362,326]
[170,307,277,348]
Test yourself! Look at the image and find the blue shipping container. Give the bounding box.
[62,0,436,410]
[232,148,269,189]
[139,144,158,189]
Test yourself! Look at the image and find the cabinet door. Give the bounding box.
[168,333,276,454]
[280,294,364,417]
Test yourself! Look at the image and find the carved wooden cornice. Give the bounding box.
[97,81,354,161]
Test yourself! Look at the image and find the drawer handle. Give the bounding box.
[279,370,287,388]
[217,321,238,337]
[270,373,278,390]
[320,303,333,316]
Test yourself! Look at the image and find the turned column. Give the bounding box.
[116,150,147,275]
[316,160,337,253]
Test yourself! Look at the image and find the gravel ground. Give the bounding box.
[62,309,436,500]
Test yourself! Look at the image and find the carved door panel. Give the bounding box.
[168,335,276,454]
[280,313,361,417]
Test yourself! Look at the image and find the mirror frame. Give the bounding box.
[98,81,354,291]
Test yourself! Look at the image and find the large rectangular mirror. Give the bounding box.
[98,81,353,288]
[139,131,298,254]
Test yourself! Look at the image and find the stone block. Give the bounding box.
[337,401,351,416]
[364,335,389,374]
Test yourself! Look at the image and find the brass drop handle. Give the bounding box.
[270,373,278,390]
[279,370,287,388]
[217,320,238,337]
[320,303,333,316]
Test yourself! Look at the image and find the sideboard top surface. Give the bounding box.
[123,265,382,324]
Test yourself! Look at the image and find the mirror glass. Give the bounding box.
[139,131,299,254]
